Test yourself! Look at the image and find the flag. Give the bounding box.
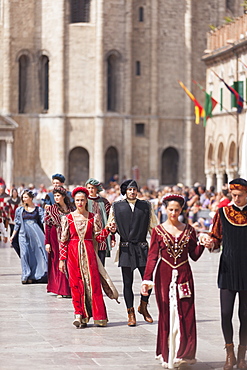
[192,80,218,126]
[203,92,218,126]
[223,81,244,113]
[178,81,204,124]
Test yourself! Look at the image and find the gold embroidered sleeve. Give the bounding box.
[59,215,70,260]
[210,209,222,250]
[94,213,110,243]
[93,213,102,237]
[106,206,115,228]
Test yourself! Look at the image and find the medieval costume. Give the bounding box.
[107,179,158,326]
[43,173,73,206]
[14,206,47,283]
[143,222,204,369]
[209,178,247,370]
[0,217,8,240]
[0,184,10,230]
[45,203,72,296]
[60,211,118,326]
[7,190,21,236]
[85,178,114,265]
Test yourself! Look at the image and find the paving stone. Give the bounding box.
[0,241,241,369]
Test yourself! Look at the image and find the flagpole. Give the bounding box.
[236,56,239,176]
[211,69,241,176]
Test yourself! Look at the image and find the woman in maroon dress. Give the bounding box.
[45,186,74,297]
[141,194,204,369]
[59,187,118,328]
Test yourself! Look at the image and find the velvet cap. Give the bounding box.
[52,173,65,183]
[71,186,89,198]
[229,178,247,191]
[120,179,138,195]
[85,178,103,193]
[162,193,185,206]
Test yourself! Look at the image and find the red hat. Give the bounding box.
[71,186,89,198]
[229,178,247,192]
[162,193,185,206]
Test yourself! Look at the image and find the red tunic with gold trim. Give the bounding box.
[210,204,247,291]
[59,212,110,323]
[143,223,204,368]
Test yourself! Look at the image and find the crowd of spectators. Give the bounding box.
[0,176,232,241]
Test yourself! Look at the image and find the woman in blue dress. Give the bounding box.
[10,189,47,284]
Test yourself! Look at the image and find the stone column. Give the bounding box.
[41,1,66,178]
[122,1,133,180]
[2,0,11,114]
[5,138,13,188]
[216,171,224,193]
[148,0,159,181]
[94,0,104,182]
[123,117,132,179]
[205,171,214,190]
[227,169,235,183]
[184,0,193,186]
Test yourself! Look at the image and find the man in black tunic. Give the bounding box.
[108,179,158,326]
[204,178,247,370]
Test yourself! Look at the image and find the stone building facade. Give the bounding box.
[203,13,247,192]
[0,0,244,189]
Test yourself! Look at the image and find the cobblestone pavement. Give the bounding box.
[0,241,240,370]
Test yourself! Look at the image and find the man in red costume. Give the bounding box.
[204,178,247,370]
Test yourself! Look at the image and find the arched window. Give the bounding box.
[217,142,224,167]
[139,7,144,22]
[161,147,179,185]
[207,143,214,168]
[39,56,49,112]
[107,54,118,111]
[18,55,29,113]
[70,0,90,23]
[228,141,236,167]
[68,147,89,185]
[105,146,119,184]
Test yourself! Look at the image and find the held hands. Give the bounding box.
[107,222,117,234]
[198,233,214,249]
[141,284,149,296]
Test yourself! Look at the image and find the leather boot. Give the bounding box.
[237,345,247,369]
[138,300,153,323]
[127,307,136,326]
[224,343,237,370]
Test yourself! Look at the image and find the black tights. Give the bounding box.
[220,289,247,345]
[121,266,151,309]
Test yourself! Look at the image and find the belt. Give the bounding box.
[161,257,188,269]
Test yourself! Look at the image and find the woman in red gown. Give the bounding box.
[45,186,74,297]
[142,194,204,369]
[59,187,118,328]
